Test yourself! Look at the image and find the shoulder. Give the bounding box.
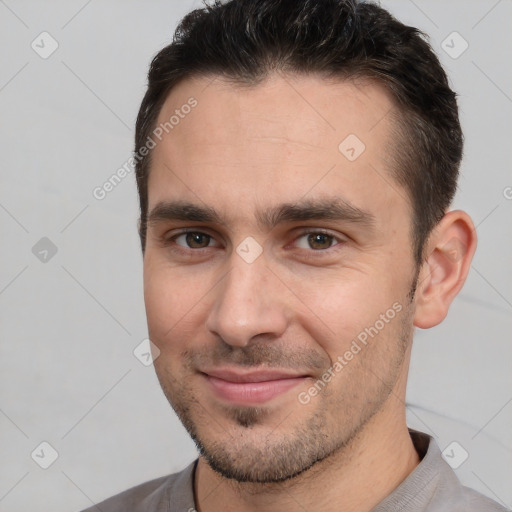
[456,485,510,512]
[78,460,197,512]
[411,430,510,512]
[374,431,509,512]
[425,481,510,511]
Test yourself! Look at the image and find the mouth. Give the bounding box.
[200,368,311,405]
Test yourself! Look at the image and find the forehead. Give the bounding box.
[155,73,395,155]
[148,73,410,230]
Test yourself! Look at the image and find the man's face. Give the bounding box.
[143,74,418,483]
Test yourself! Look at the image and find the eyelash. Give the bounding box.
[164,228,346,255]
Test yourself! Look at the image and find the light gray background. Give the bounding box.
[0,1,511,511]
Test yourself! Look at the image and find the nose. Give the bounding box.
[205,257,289,347]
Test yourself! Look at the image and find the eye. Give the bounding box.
[294,231,342,250]
[174,231,215,249]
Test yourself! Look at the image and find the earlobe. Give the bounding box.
[413,210,477,329]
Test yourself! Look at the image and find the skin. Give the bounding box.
[142,73,477,512]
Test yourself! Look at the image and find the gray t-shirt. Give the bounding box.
[80,430,508,511]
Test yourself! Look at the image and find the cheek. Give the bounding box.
[143,259,212,349]
[289,270,398,359]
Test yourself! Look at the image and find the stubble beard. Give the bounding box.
[153,298,415,485]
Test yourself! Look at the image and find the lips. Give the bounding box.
[201,368,310,405]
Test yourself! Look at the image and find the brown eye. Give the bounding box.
[175,232,212,248]
[306,233,335,250]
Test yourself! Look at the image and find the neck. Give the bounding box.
[194,404,420,512]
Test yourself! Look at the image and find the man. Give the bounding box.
[82,0,507,510]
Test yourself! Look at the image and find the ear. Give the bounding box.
[413,210,477,329]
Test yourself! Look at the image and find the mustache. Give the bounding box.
[183,341,328,372]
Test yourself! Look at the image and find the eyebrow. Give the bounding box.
[147,198,375,231]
